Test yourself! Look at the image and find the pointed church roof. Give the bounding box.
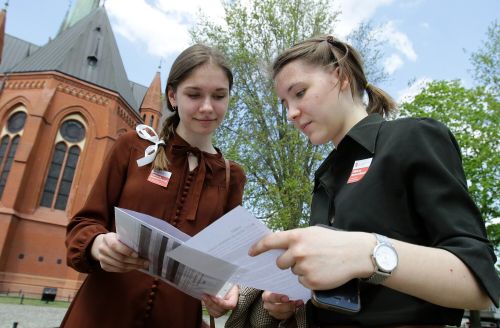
[9,7,138,111]
[58,0,100,35]
[140,71,162,114]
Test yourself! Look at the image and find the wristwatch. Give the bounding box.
[365,233,398,284]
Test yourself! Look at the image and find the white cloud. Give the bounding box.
[105,0,225,57]
[376,21,417,62]
[332,0,395,37]
[329,2,418,76]
[155,0,226,24]
[384,54,404,74]
[397,77,432,103]
[399,0,424,9]
[420,22,430,29]
[104,0,417,75]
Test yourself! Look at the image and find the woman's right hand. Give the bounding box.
[90,232,149,272]
[262,291,303,320]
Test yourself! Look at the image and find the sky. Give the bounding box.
[3,0,499,103]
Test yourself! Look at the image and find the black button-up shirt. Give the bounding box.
[308,114,499,326]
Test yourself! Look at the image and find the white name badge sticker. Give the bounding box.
[147,169,172,187]
[347,158,373,184]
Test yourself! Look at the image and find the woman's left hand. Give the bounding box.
[262,291,303,320]
[202,285,239,318]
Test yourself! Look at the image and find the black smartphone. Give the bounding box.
[311,278,361,314]
[310,224,361,313]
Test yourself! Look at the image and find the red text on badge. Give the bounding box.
[147,169,172,187]
[347,158,373,184]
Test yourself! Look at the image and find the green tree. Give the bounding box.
[192,0,387,230]
[399,80,500,246]
[469,20,499,96]
[468,20,500,258]
[347,21,389,84]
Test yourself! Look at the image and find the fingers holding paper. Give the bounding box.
[202,285,239,318]
[249,226,374,291]
[91,232,149,273]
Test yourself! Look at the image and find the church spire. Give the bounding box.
[0,1,7,64]
[140,71,163,130]
[58,0,100,35]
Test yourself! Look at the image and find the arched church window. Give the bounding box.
[7,111,27,133]
[0,108,27,199]
[40,117,86,211]
[60,120,85,143]
[54,146,80,210]
[149,115,154,127]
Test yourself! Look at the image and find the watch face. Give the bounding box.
[374,244,398,272]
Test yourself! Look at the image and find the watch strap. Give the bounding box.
[375,233,390,244]
[364,268,391,284]
[364,233,396,285]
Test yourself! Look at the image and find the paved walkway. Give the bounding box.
[0,303,228,327]
[0,303,66,328]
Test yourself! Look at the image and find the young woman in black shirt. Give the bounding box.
[246,35,499,327]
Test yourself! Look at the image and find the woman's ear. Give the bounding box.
[328,66,348,90]
[340,77,350,91]
[333,67,351,91]
[167,87,176,108]
[327,65,339,78]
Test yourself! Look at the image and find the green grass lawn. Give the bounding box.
[0,295,70,308]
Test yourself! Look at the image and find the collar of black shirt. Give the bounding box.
[340,113,385,154]
[314,113,384,180]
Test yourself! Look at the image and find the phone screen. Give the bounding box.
[311,279,360,313]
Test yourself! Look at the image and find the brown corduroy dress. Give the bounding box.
[61,131,246,328]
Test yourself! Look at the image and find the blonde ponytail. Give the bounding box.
[365,83,397,117]
[152,112,179,170]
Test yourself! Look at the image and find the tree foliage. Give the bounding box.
[191,0,387,230]
[399,80,499,245]
[469,20,499,96]
[401,21,500,248]
[346,21,388,84]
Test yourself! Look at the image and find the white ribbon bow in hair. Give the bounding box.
[135,124,165,167]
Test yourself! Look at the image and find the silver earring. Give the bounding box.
[172,106,178,112]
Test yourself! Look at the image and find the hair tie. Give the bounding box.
[365,82,371,89]
[135,124,165,167]
[325,36,349,65]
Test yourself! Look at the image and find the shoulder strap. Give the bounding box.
[224,159,230,210]
[224,159,230,190]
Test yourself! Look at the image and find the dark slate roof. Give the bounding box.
[6,7,139,111]
[0,34,40,73]
[130,80,148,110]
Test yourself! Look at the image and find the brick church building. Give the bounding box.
[0,0,163,300]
